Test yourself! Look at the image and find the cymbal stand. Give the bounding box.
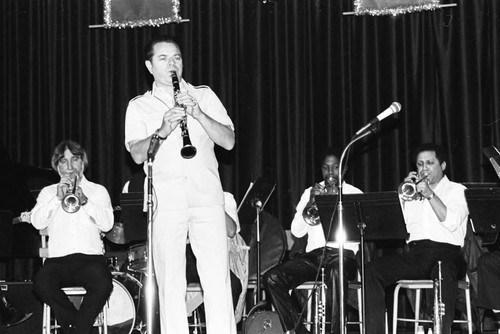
[338,130,371,334]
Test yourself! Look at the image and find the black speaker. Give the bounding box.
[0,281,43,334]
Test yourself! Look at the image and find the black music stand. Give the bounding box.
[117,192,147,244]
[465,187,500,244]
[316,191,407,330]
[316,191,407,242]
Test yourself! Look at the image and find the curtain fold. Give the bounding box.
[1,0,500,227]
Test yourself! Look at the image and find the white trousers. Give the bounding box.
[152,206,236,334]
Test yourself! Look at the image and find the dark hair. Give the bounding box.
[412,143,447,165]
[144,35,181,61]
[51,140,88,171]
[317,146,342,165]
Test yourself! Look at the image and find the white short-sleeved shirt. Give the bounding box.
[125,81,234,210]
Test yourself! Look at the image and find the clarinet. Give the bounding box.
[433,261,445,334]
[170,70,197,159]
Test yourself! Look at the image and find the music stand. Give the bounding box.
[316,191,407,332]
[465,187,500,244]
[116,192,147,244]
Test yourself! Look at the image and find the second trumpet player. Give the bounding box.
[302,166,339,225]
[263,147,362,334]
[365,143,469,334]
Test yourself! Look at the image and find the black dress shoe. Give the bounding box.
[0,296,33,327]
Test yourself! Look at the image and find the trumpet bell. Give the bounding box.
[62,194,81,213]
[398,174,429,201]
[302,204,321,226]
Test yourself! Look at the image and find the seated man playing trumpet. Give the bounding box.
[263,147,362,334]
[364,143,469,334]
[31,140,114,334]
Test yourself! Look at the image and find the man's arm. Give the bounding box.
[195,111,235,150]
[128,135,157,164]
[176,91,235,150]
[226,213,237,238]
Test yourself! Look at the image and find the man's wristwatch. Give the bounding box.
[153,129,167,140]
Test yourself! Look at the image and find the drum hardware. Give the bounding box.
[106,256,120,272]
[127,242,148,273]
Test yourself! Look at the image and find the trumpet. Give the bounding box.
[302,178,338,226]
[398,174,428,201]
[170,70,197,159]
[62,175,81,213]
[433,261,445,334]
[303,203,322,226]
[313,267,327,334]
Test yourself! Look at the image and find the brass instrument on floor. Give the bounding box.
[313,268,327,334]
[433,261,445,334]
[171,70,197,159]
[398,175,428,201]
[62,175,81,213]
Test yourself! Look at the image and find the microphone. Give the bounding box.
[354,102,402,136]
[147,135,160,160]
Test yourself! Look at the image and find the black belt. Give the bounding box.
[408,239,460,251]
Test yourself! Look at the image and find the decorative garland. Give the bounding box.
[354,0,441,16]
[103,0,182,28]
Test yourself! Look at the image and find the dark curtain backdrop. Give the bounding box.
[1,0,500,228]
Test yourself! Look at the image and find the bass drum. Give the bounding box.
[107,272,142,334]
[244,310,283,334]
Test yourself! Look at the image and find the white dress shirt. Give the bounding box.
[31,176,114,258]
[403,175,468,247]
[291,182,363,253]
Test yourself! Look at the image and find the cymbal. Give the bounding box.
[105,222,126,244]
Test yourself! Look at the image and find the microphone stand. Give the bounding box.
[338,130,372,334]
[145,147,157,334]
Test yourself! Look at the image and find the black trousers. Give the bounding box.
[477,249,500,310]
[33,253,113,334]
[364,240,466,334]
[262,247,357,334]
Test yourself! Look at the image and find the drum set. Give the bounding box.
[104,208,157,334]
